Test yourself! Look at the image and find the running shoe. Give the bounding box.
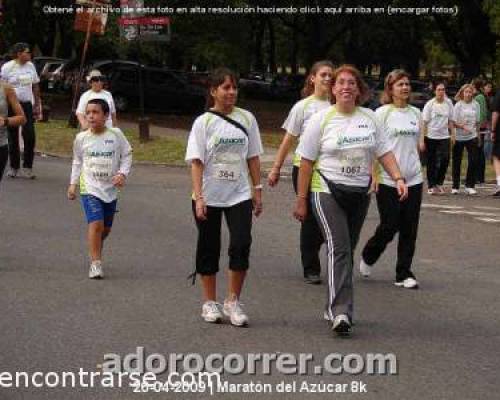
[427,188,435,195]
[21,168,36,179]
[359,258,372,278]
[332,314,352,337]
[7,168,18,178]
[223,298,249,327]
[89,261,104,279]
[451,188,459,195]
[394,277,419,289]
[464,187,478,195]
[304,274,322,284]
[201,301,223,323]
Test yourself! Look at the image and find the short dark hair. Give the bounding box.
[11,42,30,57]
[86,99,110,115]
[206,67,238,109]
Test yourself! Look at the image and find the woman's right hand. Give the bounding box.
[195,198,207,221]
[267,168,280,187]
[293,197,307,222]
[370,179,379,194]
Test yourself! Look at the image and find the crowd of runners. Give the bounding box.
[2,42,500,338]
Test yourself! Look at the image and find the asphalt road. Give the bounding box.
[1,157,499,400]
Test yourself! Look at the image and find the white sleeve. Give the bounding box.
[116,129,133,177]
[281,101,304,136]
[247,113,263,159]
[296,111,322,161]
[0,64,7,81]
[422,101,431,122]
[70,135,84,185]
[448,100,455,122]
[30,63,40,84]
[185,116,207,163]
[109,95,117,114]
[374,114,392,158]
[452,103,460,123]
[76,92,87,115]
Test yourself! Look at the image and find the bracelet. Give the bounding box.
[394,177,406,183]
[195,194,204,200]
[254,184,263,190]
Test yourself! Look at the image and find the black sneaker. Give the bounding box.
[304,274,321,284]
[332,314,352,337]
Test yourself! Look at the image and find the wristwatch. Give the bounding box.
[394,177,406,183]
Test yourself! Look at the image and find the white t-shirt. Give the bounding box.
[185,108,264,207]
[297,106,392,193]
[422,97,454,139]
[375,105,423,188]
[453,100,480,141]
[70,128,133,203]
[282,95,331,167]
[76,89,116,128]
[0,60,40,104]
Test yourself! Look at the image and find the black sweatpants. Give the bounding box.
[362,183,423,281]
[477,132,487,183]
[8,102,35,170]
[452,138,478,189]
[425,137,450,188]
[192,199,253,275]
[292,166,324,277]
[0,145,8,183]
[311,190,370,322]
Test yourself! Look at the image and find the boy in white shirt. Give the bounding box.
[67,99,132,279]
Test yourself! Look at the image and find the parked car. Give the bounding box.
[107,65,206,114]
[40,60,67,91]
[239,72,305,102]
[32,57,65,75]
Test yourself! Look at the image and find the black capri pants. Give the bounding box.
[192,199,253,275]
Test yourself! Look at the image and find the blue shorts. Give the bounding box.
[81,195,117,227]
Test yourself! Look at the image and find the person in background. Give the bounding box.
[0,82,26,184]
[491,88,500,196]
[268,60,333,284]
[1,42,41,179]
[76,69,117,129]
[421,82,454,194]
[473,80,494,183]
[451,84,480,195]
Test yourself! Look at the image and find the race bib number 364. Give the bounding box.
[213,163,240,181]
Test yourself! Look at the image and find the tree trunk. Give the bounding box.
[267,18,277,74]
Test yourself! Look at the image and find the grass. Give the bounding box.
[36,120,187,165]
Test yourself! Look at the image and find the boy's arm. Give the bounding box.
[117,131,133,178]
[68,137,83,200]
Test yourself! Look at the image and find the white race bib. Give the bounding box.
[87,158,113,180]
[213,163,241,181]
[339,149,367,176]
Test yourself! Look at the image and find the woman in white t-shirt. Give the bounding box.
[268,60,333,284]
[76,69,117,129]
[185,68,263,327]
[293,65,408,337]
[451,84,480,194]
[422,82,454,194]
[359,69,424,289]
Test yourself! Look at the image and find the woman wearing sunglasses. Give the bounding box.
[76,70,117,129]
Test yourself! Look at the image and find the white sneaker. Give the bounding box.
[427,188,435,195]
[89,261,104,279]
[223,299,249,327]
[359,258,372,278]
[21,168,36,179]
[7,168,18,178]
[332,314,352,336]
[451,188,459,195]
[201,301,223,323]
[394,277,419,289]
[464,187,477,195]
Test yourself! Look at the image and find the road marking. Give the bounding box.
[440,210,498,217]
[475,218,500,223]
[422,203,464,209]
[473,206,500,211]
